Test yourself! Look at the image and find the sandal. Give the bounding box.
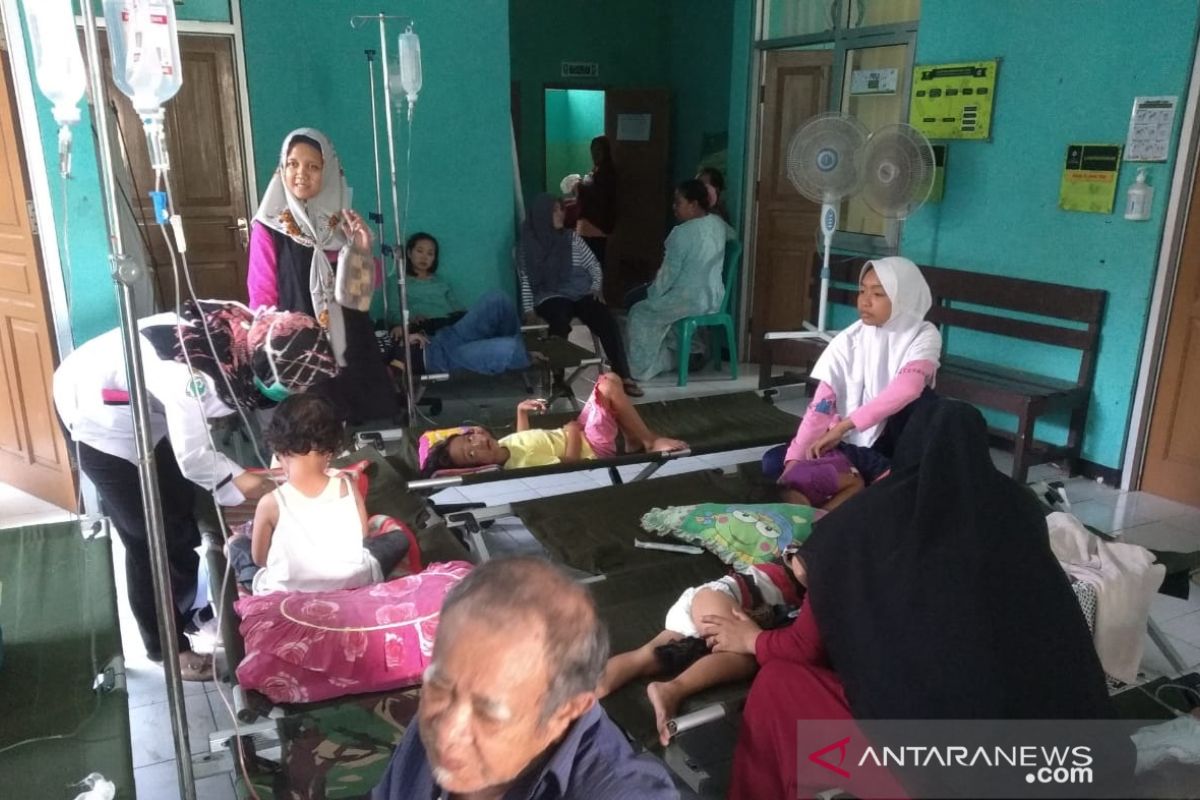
[622,380,644,398]
[178,651,214,682]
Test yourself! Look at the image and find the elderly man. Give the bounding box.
[372,557,680,799]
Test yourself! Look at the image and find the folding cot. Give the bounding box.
[0,520,135,798]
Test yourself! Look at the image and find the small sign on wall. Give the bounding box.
[617,113,652,142]
[561,61,599,79]
[910,59,999,140]
[1125,96,1177,162]
[850,68,898,95]
[1059,143,1122,214]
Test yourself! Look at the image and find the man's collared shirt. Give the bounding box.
[371,704,679,799]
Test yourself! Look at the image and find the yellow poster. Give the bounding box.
[1059,144,1122,214]
[910,60,999,140]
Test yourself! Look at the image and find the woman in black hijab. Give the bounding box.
[705,398,1132,799]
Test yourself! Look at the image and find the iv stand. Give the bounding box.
[352,13,416,424]
[79,4,196,800]
[364,48,387,325]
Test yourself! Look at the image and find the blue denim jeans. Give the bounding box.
[425,291,531,375]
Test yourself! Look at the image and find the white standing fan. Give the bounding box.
[785,112,869,339]
[860,122,936,245]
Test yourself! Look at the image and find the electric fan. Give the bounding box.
[784,112,869,337]
[860,122,936,231]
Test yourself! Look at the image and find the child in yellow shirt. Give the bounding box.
[423,374,686,473]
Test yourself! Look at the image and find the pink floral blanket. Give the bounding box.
[235,561,472,704]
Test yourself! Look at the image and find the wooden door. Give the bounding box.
[0,56,76,509]
[101,35,250,307]
[603,88,671,304]
[749,50,831,361]
[1141,168,1200,505]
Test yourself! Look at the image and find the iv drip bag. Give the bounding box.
[398,28,422,117]
[102,0,183,170]
[23,0,86,176]
[23,0,86,127]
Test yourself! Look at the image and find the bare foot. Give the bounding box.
[647,681,684,747]
[178,651,213,682]
[647,437,687,453]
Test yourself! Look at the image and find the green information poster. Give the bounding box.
[910,60,999,140]
[1059,143,1122,214]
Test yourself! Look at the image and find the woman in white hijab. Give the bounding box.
[762,257,942,506]
[248,128,398,422]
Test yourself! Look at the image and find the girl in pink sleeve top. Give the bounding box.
[766,257,941,508]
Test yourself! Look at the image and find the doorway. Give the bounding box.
[543,88,604,194]
[1139,164,1200,506]
[101,34,253,308]
[0,52,77,510]
[748,49,832,361]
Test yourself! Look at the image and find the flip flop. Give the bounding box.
[178,652,214,682]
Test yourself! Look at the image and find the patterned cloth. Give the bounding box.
[640,503,816,569]
[235,561,471,704]
[141,300,335,410]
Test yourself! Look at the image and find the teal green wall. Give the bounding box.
[902,0,1200,469]
[666,0,734,186]
[543,88,604,193]
[240,0,515,305]
[510,0,670,207]
[723,0,754,231]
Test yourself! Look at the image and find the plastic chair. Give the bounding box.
[676,239,742,387]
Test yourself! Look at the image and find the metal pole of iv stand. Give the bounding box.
[364,49,388,325]
[79,5,196,800]
[377,18,416,424]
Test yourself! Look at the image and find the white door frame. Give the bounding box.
[1121,29,1200,491]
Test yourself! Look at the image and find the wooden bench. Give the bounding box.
[758,254,1108,483]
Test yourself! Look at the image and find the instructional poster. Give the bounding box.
[1125,96,1178,162]
[1059,143,1122,214]
[909,59,999,140]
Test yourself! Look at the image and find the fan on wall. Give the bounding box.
[784,112,869,340]
[860,122,936,244]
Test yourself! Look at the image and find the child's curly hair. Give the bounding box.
[264,392,345,456]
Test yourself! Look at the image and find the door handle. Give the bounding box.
[226,217,249,249]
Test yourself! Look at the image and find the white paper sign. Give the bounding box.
[616,113,652,142]
[1125,96,1178,162]
[850,68,898,95]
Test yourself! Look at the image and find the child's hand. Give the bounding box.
[517,398,548,414]
[807,420,855,459]
[407,332,430,348]
[389,324,407,341]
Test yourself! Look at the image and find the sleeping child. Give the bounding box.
[226,393,410,594]
[422,373,687,473]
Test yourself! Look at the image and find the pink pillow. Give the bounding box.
[235,561,471,703]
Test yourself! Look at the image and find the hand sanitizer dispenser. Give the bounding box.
[1124,168,1153,221]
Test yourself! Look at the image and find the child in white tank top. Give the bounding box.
[229,393,409,594]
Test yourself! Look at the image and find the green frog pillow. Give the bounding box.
[640,503,816,569]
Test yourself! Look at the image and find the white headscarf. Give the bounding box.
[252,128,353,364]
[810,256,942,447]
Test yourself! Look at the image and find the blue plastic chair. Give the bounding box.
[675,239,742,387]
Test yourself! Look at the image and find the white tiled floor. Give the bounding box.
[2,368,1198,798]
